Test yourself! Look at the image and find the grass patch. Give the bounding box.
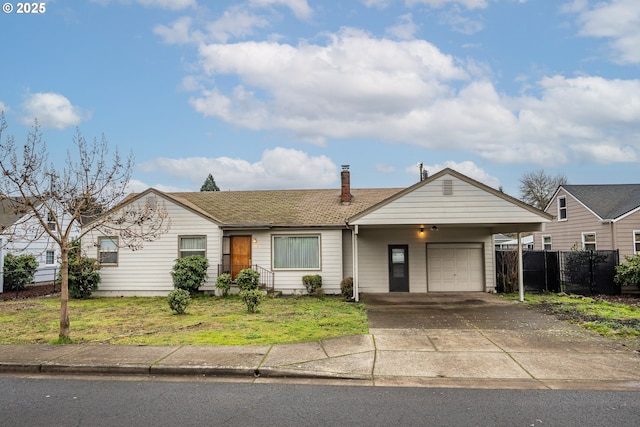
[502,293,640,340]
[0,295,368,346]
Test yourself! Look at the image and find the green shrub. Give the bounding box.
[302,274,322,296]
[615,255,640,289]
[240,289,263,313]
[167,289,191,314]
[3,254,38,291]
[171,255,209,294]
[340,276,354,300]
[65,247,101,299]
[236,268,260,291]
[215,273,232,296]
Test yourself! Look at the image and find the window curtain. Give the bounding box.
[180,237,205,250]
[274,236,319,269]
[180,236,205,257]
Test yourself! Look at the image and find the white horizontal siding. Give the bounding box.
[353,174,547,226]
[85,195,220,296]
[2,204,79,283]
[357,227,495,293]
[224,228,344,295]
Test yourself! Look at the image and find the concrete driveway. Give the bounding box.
[361,292,640,389]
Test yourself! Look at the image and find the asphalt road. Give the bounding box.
[2,375,639,426]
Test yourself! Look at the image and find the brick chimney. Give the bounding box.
[341,165,352,205]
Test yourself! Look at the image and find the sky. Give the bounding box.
[1,0,639,198]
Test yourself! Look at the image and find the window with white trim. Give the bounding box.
[558,196,567,221]
[98,236,118,265]
[46,212,56,231]
[45,250,55,265]
[179,236,206,258]
[273,235,320,270]
[542,235,552,251]
[582,232,596,251]
[634,230,640,254]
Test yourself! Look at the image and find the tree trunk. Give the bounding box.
[59,245,70,339]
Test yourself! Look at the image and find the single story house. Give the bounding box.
[83,167,551,297]
[533,184,640,257]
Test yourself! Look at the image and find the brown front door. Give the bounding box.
[231,236,252,279]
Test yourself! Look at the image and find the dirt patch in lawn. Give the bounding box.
[0,283,59,301]
[526,293,640,352]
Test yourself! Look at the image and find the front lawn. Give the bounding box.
[0,295,368,345]
[503,293,640,343]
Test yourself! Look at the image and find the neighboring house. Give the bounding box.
[494,234,534,250]
[0,197,79,283]
[82,168,551,297]
[533,184,640,257]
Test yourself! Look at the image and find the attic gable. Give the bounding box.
[349,169,551,226]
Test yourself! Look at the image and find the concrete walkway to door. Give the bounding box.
[362,292,640,390]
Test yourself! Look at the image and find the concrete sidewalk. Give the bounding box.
[1,293,639,390]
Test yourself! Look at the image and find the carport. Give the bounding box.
[347,169,552,300]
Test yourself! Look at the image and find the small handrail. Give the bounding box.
[217,264,275,293]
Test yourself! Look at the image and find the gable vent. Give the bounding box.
[442,179,453,195]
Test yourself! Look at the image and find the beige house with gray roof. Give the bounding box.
[533,184,640,257]
[84,168,551,297]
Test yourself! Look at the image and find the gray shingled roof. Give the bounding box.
[0,198,31,230]
[562,184,640,220]
[168,188,404,227]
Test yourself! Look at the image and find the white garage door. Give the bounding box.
[427,243,484,292]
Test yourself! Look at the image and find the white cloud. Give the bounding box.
[362,0,393,9]
[417,160,501,188]
[186,24,640,167]
[137,147,337,190]
[571,0,640,64]
[154,16,201,45]
[386,14,419,40]
[250,0,313,20]
[0,101,8,113]
[155,7,270,44]
[438,8,484,34]
[126,179,189,193]
[570,143,638,163]
[21,92,87,129]
[205,6,270,43]
[190,28,468,136]
[405,0,489,10]
[91,0,196,10]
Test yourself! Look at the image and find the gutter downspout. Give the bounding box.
[610,220,616,250]
[353,224,359,302]
[518,232,524,302]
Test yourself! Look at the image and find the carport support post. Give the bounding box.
[517,232,524,302]
[353,224,359,302]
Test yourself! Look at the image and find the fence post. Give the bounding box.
[0,237,4,293]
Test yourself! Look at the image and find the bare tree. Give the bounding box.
[0,113,170,340]
[518,170,568,210]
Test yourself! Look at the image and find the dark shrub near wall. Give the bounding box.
[3,254,38,291]
[302,274,322,296]
[171,255,209,295]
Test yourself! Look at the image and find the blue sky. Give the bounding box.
[1,0,639,197]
